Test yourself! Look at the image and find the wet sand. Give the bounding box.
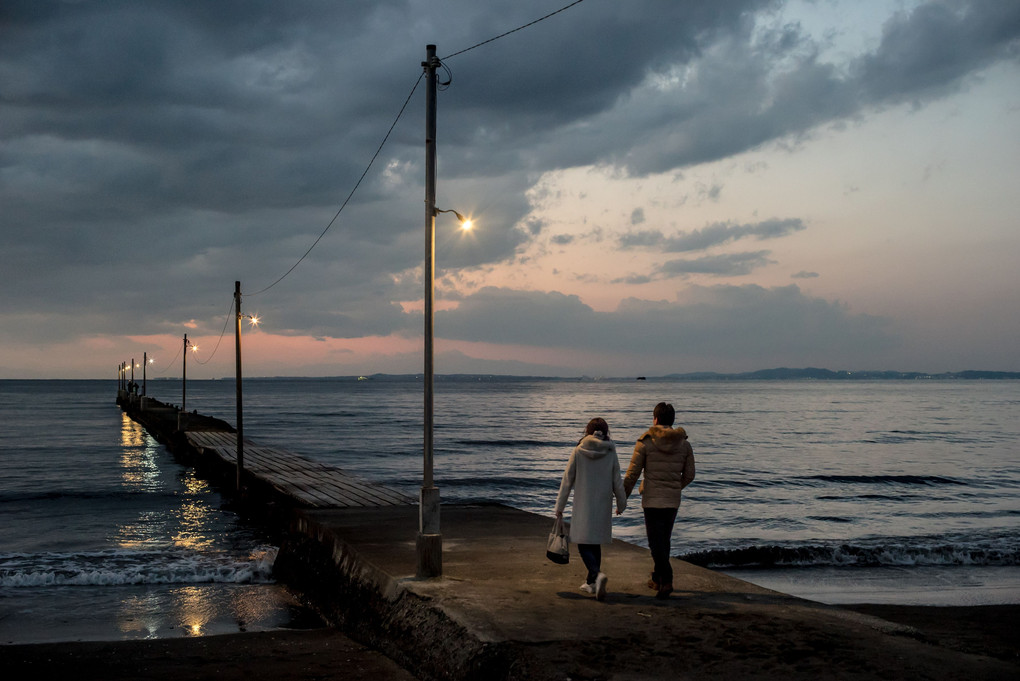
[2,603,1016,680]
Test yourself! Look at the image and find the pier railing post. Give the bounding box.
[418,43,442,579]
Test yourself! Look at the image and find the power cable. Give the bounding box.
[247,72,426,297]
[193,297,236,365]
[441,0,587,60]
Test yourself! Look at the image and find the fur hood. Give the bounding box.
[575,434,616,460]
[637,425,688,454]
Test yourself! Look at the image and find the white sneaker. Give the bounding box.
[579,582,596,594]
[595,573,608,601]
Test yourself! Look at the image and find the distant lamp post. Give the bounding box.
[234,281,261,493]
[143,354,154,397]
[181,334,198,429]
[418,44,475,579]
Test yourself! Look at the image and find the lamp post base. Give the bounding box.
[418,485,441,578]
[416,532,442,578]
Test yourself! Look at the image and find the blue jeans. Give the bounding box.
[644,507,679,585]
[577,544,601,584]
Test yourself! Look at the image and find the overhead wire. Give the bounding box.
[150,341,183,376]
[244,0,587,296]
[441,0,587,60]
[246,71,426,298]
[192,297,237,365]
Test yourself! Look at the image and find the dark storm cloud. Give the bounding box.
[1,0,1017,354]
[619,218,805,252]
[853,0,1020,105]
[517,0,1020,176]
[438,284,895,360]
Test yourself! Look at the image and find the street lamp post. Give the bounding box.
[182,333,188,415]
[234,281,245,493]
[418,43,442,579]
[417,44,474,579]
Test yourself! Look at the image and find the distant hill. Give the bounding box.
[239,368,1020,382]
[660,368,1020,381]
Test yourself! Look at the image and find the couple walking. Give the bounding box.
[553,402,696,601]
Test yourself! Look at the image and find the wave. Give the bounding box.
[798,474,967,486]
[0,489,179,504]
[452,439,568,449]
[439,476,554,490]
[0,547,277,588]
[863,430,979,445]
[682,542,1020,569]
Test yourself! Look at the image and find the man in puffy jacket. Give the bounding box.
[623,402,696,599]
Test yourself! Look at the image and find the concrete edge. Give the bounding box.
[273,510,524,681]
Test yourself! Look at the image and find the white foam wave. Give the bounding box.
[0,546,278,587]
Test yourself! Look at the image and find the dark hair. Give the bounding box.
[584,417,610,440]
[653,402,675,427]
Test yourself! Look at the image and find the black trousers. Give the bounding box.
[577,543,601,584]
[644,507,679,584]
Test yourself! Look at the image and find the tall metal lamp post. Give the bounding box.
[418,43,443,580]
[419,44,474,579]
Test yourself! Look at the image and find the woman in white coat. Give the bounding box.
[554,417,627,600]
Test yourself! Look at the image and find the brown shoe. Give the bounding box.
[647,572,660,591]
[655,582,673,600]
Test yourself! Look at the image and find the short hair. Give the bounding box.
[653,402,675,426]
[584,417,610,439]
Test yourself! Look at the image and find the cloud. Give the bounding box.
[853,1,1020,105]
[0,0,1016,375]
[656,251,775,277]
[619,218,806,252]
[519,0,1020,177]
[437,284,896,362]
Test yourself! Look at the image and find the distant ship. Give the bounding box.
[636,376,646,380]
[357,376,369,381]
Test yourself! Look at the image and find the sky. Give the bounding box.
[2,0,1019,379]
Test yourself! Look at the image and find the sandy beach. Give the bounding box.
[1,603,1016,680]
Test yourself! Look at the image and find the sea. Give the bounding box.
[1,377,1017,644]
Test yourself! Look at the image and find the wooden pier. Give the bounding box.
[116,390,412,512]
[185,431,412,509]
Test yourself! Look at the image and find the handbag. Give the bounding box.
[546,517,570,564]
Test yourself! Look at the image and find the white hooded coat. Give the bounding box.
[554,434,627,545]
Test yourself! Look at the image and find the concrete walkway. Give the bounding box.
[274,503,1017,681]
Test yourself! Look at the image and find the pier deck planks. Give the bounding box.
[186,431,413,509]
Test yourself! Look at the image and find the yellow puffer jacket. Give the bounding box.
[623,425,696,508]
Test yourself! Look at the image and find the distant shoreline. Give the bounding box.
[3,368,1020,382]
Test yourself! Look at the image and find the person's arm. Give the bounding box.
[680,442,696,490]
[554,450,578,517]
[623,440,645,497]
[611,452,626,515]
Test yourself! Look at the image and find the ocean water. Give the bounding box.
[1,378,1018,643]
